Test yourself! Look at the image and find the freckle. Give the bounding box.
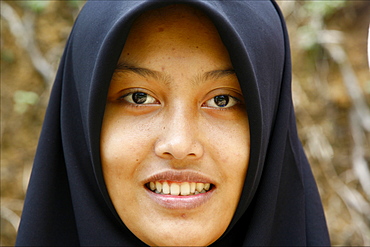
[168,57,171,60]
[172,48,175,51]
[196,46,198,49]
[163,127,166,130]
[127,53,130,55]
[136,159,139,162]
[161,67,165,71]
[158,27,164,32]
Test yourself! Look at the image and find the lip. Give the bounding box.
[146,187,215,209]
[143,170,216,209]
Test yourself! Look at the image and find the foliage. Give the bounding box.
[13,90,39,114]
[302,1,346,17]
[19,1,51,13]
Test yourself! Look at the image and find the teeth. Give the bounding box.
[196,183,204,192]
[148,181,212,196]
[150,182,155,191]
[162,181,170,194]
[204,183,210,190]
[180,182,190,196]
[190,182,196,194]
[155,181,162,193]
[170,183,180,196]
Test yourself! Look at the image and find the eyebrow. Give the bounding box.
[116,62,172,84]
[200,69,235,82]
[115,62,235,85]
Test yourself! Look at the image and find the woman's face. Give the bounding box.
[100,5,250,246]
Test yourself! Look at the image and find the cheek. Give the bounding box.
[101,112,154,158]
[207,119,250,187]
[208,119,250,162]
[100,115,154,183]
[101,127,134,167]
[100,115,156,218]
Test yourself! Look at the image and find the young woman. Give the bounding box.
[16,1,330,246]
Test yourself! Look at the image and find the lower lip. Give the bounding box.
[145,187,215,210]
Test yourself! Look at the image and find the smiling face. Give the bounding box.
[100,4,250,246]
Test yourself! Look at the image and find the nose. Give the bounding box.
[154,107,204,160]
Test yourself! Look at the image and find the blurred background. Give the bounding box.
[1,1,369,245]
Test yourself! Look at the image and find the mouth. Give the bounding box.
[143,170,216,209]
[145,181,214,196]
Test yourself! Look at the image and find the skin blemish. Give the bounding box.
[158,27,164,32]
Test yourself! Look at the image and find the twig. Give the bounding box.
[0,206,20,232]
[1,1,55,87]
[350,109,370,198]
[323,157,370,245]
[321,41,370,201]
[322,33,370,132]
[294,74,370,245]
[367,24,370,69]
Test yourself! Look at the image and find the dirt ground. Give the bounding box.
[1,1,369,246]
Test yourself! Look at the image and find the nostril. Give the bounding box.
[155,139,204,160]
[163,152,197,157]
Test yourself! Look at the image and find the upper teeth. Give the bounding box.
[148,181,211,196]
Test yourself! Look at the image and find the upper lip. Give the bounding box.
[142,170,216,185]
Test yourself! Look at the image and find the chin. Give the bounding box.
[119,203,227,247]
[141,232,218,247]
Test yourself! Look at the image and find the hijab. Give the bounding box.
[16,0,330,246]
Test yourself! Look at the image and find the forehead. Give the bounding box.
[124,4,222,50]
[119,4,232,68]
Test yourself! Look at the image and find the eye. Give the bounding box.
[121,92,157,105]
[204,95,239,108]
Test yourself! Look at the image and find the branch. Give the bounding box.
[1,1,56,87]
[0,206,20,232]
[321,31,370,132]
[321,40,370,202]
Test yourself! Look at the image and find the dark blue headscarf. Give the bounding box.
[16,1,330,245]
